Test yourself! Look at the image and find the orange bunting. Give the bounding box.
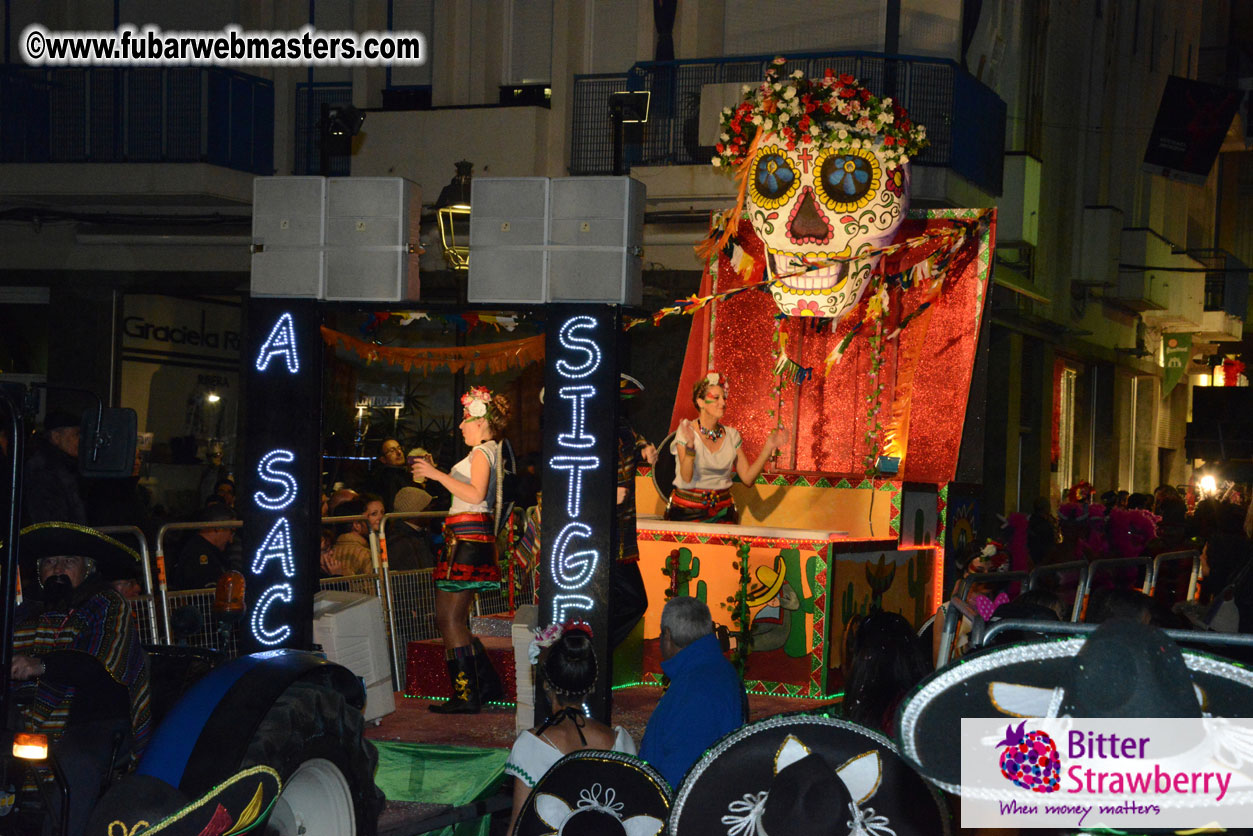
[320,327,545,375]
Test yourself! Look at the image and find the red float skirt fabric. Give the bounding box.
[436,512,499,591]
[664,487,738,524]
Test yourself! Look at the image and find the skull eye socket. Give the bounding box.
[749,146,800,209]
[815,147,882,211]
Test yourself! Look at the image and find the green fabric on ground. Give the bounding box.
[374,741,508,836]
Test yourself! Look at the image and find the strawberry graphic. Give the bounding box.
[996,721,1061,793]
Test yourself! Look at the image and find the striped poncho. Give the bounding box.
[13,579,152,762]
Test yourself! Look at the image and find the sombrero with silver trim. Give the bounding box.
[667,714,949,835]
[895,619,1253,795]
[513,749,670,836]
[20,521,142,582]
[88,765,280,835]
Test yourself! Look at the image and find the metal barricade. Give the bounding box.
[973,619,1253,655]
[96,525,159,645]
[319,572,383,598]
[163,587,240,657]
[379,511,449,691]
[155,519,244,655]
[1078,556,1154,619]
[384,568,439,691]
[1149,550,1202,602]
[934,571,1031,666]
[1027,560,1090,622]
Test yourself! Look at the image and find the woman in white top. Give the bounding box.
[665,371,787,523]
[505,624,636,833]
[410,385,509,714]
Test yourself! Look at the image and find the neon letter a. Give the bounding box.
[256,313,299,373]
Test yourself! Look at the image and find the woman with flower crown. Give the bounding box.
[666,372,787,523]
[410,384,510,713]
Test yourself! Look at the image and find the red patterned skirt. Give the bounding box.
[664,487,738,524]
[437,512,500,589]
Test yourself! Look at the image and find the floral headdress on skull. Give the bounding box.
[460,385,497,421]
[701,57,928,260]
[714,58,928,172]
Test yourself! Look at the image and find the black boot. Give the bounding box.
[471,637,505,704]
[429,647,481,714]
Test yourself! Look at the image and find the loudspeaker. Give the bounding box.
[466,176,645,305]
[324,177,422,302]
[548,176,643,305]
[79,407,138,479]
[467,178,550,304]
[251,177,327,298]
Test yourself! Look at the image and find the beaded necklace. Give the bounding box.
[698,422,726,441]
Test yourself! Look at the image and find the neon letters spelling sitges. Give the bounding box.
[548,315,603,625]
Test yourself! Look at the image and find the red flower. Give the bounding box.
[884,167,905,197]
[824,68,835,79]
[883,135,895,146]
[715,142,725,153]
[839,88,856,99]
[799,116,810,131]
[822,102,833,113]
[859,89,871,101]
[838,73,855,85]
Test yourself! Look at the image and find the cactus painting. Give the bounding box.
[661,547,706,603]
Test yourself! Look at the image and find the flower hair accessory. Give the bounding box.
[700,371,728,390]
[460,385,493,420]
[527,621,594,665]
[713,57,928,172]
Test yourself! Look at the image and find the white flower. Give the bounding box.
[712,157,723,166]
[838,129,848,140]
[468,400,487,418]
[791,69,804,79]
[779,111,789,123]
[720,132,729,141]
[782,86,796,100]
[751,114,763,125]
[741,84,751,93]
[706,372,720,385]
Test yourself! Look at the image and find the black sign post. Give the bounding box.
[238,298,323,653]
[537,306,620,722]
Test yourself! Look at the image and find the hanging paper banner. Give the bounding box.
[320,327,544,375]
[1162,334,1190,397]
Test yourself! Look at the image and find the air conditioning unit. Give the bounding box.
[313,591,395,723]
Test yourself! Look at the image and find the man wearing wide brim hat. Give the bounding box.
[12,522,153,835]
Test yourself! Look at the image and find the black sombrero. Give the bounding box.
[19,521,143,581]
[895,619,1253,795]
[667,714,950,835]
[513,750,670,836]
[89,765,281,836]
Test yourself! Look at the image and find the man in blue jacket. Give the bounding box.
[640,596,745,788]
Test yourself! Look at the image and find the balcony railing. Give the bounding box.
[1191,248,1250,317]
[570,51,1005,196]
[0,66,273,175]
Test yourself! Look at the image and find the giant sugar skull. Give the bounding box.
[713,62,928,320]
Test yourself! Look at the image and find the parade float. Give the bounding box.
[628,59,995,698]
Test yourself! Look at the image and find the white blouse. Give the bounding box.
[448,440,498,514]
[671,426,742,490]
[504,726,637,788]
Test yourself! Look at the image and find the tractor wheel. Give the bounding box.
[240,681,383,836]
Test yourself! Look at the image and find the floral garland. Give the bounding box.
[713,57,928,172]
[460,385,495,420]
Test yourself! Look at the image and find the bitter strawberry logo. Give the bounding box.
[996,721,1061,793]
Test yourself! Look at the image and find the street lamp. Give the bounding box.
[435,160,473,272]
